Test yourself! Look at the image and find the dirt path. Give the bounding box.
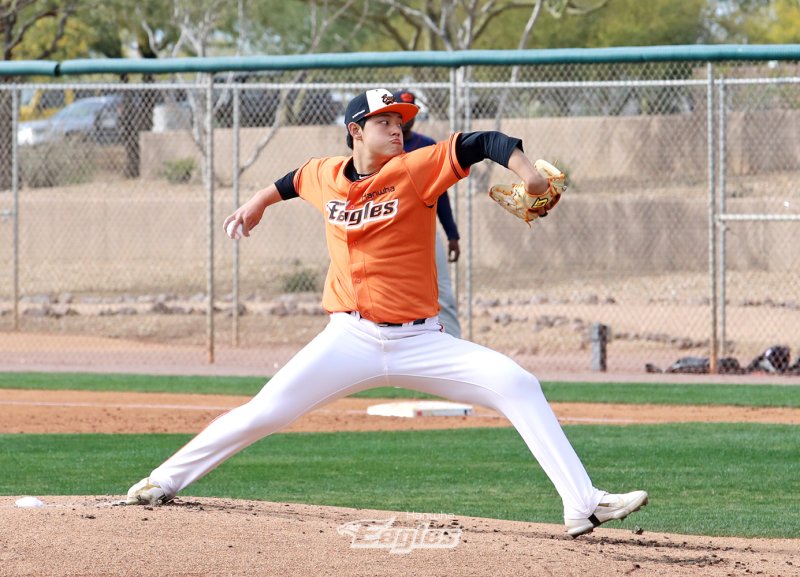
[2,388,799,433]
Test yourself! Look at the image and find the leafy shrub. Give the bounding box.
[161,157,196,184]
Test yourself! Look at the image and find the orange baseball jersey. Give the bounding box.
[293,133,468,324]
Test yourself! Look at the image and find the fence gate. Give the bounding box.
[716,71,800,372]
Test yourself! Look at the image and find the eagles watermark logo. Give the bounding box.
[337,516,461,554]
[326,199,398,228]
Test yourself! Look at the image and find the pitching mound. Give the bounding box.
[2,496,798,577]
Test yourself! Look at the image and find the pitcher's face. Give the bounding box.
[359,113,405,159]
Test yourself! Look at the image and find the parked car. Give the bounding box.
[213,73,340,127]
[17,95,123,146]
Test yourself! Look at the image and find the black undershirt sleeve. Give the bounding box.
[436,193,460,240]
[455,131,523,169]
[274,169,299,200]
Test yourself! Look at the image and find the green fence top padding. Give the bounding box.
[57,52,461,75]
[55,45,800,76]
[0,60,59,77]
[3,44,800,77]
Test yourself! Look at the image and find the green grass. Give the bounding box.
[539,381,800,407]
[0,372,271,396]
[0,372,435,398]
[1,371,799,406]
[1,424,797,538]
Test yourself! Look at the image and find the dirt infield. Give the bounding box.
[1,388,799,576]
[1,389,800,434]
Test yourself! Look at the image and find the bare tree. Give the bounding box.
[134,0,236,185]
[133,0,371,184]
[235,0,369,181]
[365,0,608,127]
[495,0,608,130]
[372,0,607,51]
[364,0,608,219]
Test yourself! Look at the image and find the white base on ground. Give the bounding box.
[15,496,45,508]
[366,400,474,418]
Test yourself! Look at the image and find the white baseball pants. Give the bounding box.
[150,312,604,520]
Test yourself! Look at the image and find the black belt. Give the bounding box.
[377,318,426,327]
[347,311,426,327]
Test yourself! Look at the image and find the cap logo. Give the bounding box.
[381,94,395,105]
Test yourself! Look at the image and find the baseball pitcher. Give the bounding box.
[126,88,647,538]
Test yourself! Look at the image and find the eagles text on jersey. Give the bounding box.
[325,199,399,228]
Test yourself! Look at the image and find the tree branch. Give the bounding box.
[379,5,425,51]
[493,1,543,130]
[378,0,452,49]
[239,0,368,180]
[564,0,608,16]
[472,0,546,40]
[458,0,480,48]
[8,7,57,53]
[0,0,40,21]
[341,0,372,46]
[377,14,415,51]
[517,0,543,48]
[307,0,359,53]
[545,0,608,18]
[39,5,75,59]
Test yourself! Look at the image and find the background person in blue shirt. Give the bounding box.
[394,89,462,338]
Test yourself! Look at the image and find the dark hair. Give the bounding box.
[346,118,367,150]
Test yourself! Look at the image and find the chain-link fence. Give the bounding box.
[1,49,799,376]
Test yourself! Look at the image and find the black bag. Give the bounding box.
[666,356,709,374]
[658,356,742,375]
[718,357,744,374]
[745,345,791,373]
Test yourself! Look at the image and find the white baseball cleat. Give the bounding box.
[125,477,172,505]
[565,490,649,537]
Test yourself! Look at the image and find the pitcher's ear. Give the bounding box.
[348,122,363,140]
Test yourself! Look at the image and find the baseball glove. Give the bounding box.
[488,159,566,225]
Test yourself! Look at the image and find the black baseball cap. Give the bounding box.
[393,89,416,105]
[343,88,418,126]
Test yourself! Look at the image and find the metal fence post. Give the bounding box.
[232,83,241,347]
[448,67,461,340]
[461,66,474,342]
[206,76,216,363]
[718,76,727,358]
[707,62,718,374]
[11,88,19,330]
